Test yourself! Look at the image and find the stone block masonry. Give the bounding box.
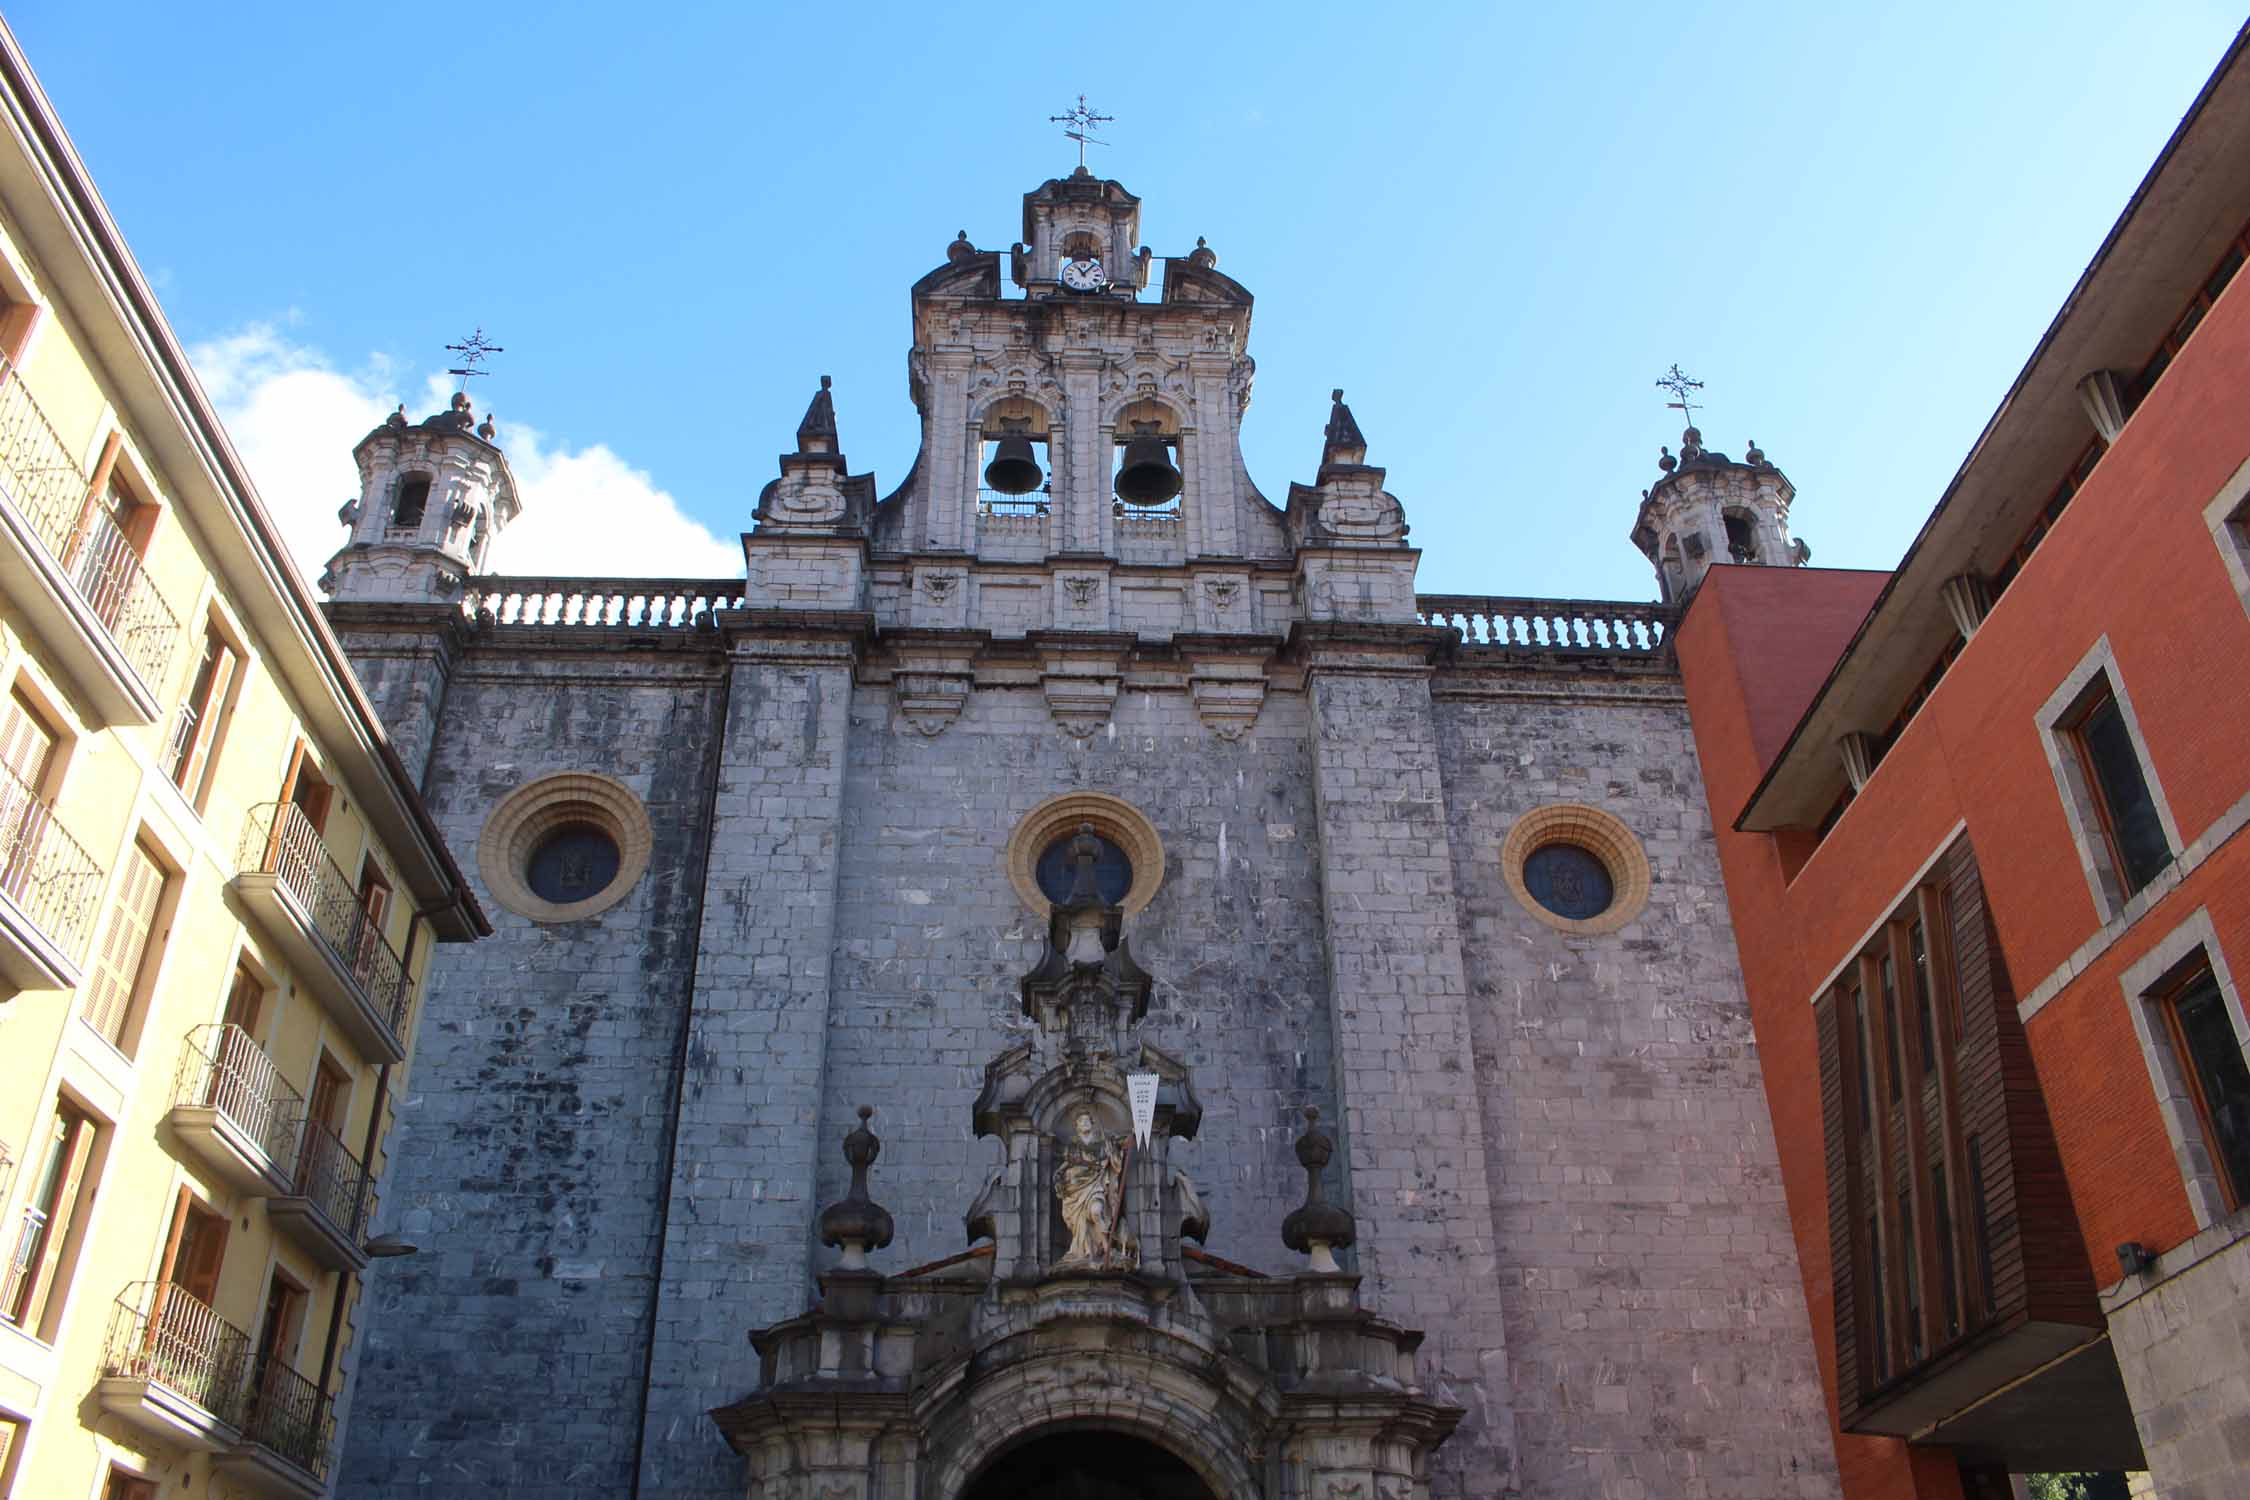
[335,652,726,1499]
[1304,635,1519,1496]
[639,631,859,1500]
[1434,672,1839,1500]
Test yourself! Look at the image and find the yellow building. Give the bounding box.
[0,27,486,1500]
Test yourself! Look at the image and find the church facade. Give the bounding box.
[321,170,1837,1499]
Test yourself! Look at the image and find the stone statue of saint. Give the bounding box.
[1054,1107,1138,1272]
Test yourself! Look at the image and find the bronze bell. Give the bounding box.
[982,428,1043,495]
[1113,423,1182,506]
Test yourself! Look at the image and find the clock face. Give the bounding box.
[1060,257,1108,293]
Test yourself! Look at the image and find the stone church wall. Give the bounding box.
[329,632,1840,1500]
[1432,672,1839,1499]
[336,651,727,1499]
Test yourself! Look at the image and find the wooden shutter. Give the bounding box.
[83,842,164,1046]
[306,1056,346,1134]
[172,630,239,797]
[19,1107,92,1331]
[0,691,56,789]
[176,1208,227,1307]
[221,963,264,1035]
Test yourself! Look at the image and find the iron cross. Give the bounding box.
[1655,363,1704,428]
[446,328,505,391]
[1049,96,1113,169]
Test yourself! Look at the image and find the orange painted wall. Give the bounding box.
[1675,259,2250,1494]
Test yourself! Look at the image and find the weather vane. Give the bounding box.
[1049,95,1113,170]
[1655,363,1704,429]
[445,328,505,392]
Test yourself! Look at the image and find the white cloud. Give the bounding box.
[185,324,739,589]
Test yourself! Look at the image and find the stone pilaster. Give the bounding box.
[1300,626,1516,1496]
[322,602,464,790]
[638,626,860,1500]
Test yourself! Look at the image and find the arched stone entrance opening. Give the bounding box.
[960,1428,1217,1500]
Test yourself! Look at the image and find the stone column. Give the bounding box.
[638,628,858,1500]
[1301,629,1516,1496]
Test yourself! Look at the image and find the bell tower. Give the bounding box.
[1629,427,1806,603]
[887,171,1259,570]
[323,392,520,603]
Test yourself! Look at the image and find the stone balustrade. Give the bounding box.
[462,577,747,629]
[1417,593,1675,656]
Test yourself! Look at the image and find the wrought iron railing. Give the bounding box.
[239,803,409,1040]
[174,1024,303,1170]
[0,753,103,963]
[977,490,1051,518]
[241,1351,335,1479]
[101,1281,251,1424]
[0,362,181,687]
[290,1119,370,1244]
[1417,594,1676,655]
[462,576,746,628]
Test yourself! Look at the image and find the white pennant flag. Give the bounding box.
[1127,1073,1159,1149]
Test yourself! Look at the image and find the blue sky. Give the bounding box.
[9,2,2244,598]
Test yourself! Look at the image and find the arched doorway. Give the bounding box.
[960,1430,1218,1500]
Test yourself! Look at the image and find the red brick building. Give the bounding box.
[1673,23,2250,1498]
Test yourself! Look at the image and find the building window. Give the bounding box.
[3,1101,96,1336]
[1866,1213,1887,1384]
[1499,803,1654,937]
[479,772,656,925]
[2159,964,2250,1213]
[103,1468,156,1500]
[1723,509,1759,562]
[2041,647,2178,921]
[2065,681,2172,898]
[82,839,168,1050]
[1933,1163,1959,1337]
[527,825,625,906]
[1521,843,1614,921]
[1828,868,1976,1395]
[1851,983,1873,1134]
[390,475,431,531]
[1879,955,1903,1102]
[1910,921,1937,1073]
[167,620,243,804]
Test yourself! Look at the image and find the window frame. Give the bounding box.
[2120,911,2250,1235]
[2201,454,2250,623]
[2156,964,2250,1214]
[2037,640,2182,924]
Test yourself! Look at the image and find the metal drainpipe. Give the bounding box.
[316,910,422,1394]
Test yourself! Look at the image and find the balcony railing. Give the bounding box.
[174,1024,303,1170]
[0,361,181,688]
[239,802,409,1040]
[101,1280,251,1425]
[462,576,746,629]
[241,1355,336,1481]
[0,754,103,966]
[290,1119,370,1245]
[1417,594,1676,656]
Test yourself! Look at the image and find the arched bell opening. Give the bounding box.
[977,396,1056,521]
[959,1426,1219,1500]
[1111,397,1184,517]
[1722,505,1761,563]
